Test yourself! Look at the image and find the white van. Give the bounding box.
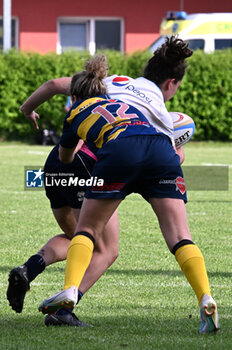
[150,11,232,53]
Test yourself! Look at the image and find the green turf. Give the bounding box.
[0,142,231,350]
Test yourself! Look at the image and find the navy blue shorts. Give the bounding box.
[85,134,187,202]
[44,145,96,209]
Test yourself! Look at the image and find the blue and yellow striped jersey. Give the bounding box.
[60,96,159,154]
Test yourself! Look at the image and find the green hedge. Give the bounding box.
[166,49,232,141]
[0,49,231,141]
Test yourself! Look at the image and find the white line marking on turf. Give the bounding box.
[26,150,48,155]
[0,189,43,195]
[0,282,61,287]
[31,282,62,286]
[0,281,231,287]
[201,163,232,168]
[188,212,206,216]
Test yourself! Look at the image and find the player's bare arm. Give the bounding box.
[59,144,76,164]
[20,77,72,129]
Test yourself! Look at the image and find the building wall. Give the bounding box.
[0,0,231,53]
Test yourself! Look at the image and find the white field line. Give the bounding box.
[114,281,232,287]
[0,189,25,194]
[0,282,61,287]
[201,163,232,168]
[0,280,231,288]
[188,212,206,216]
[26,150,48,155]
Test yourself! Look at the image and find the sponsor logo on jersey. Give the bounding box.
[68,97,105,122]
[112,76,130,87]
[120,120,150,126]
[159,176,186,194]
[125,84,152,104]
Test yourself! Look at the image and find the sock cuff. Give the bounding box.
[25,254,46,267]
[24,254,46,282]
[74,231,95,245]
[71,232,95,251]
[175,244,203,268]
[171,239,194,255]
[78,290,84,302]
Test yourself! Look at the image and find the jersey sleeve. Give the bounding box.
[60,120,80,148]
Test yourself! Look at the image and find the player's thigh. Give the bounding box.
[52,206,80,238]
[149,197,192,251]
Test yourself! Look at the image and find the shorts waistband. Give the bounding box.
[80,144,98,161]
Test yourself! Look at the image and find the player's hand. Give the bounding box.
[175,146,185,164]
[23,110,40,130]
[74,140,84,154]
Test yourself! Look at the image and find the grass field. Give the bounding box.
[0,142,231,350]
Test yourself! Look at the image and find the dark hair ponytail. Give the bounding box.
[143,35,193,86]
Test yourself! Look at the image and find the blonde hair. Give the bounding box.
[71,54,108,99]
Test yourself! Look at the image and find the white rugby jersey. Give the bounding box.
[104,75,174,145]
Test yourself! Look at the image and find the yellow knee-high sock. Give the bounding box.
[64,233,94,290]
[175,244,211,305]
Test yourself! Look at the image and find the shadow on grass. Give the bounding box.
[0,313,199,338]
[0,307,230,350]
[1,266,232,279]
[0,265,65,273]
[0,312,226,349]
[106,269,232,279]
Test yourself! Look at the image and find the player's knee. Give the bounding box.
[57,220,76,239]
[94,241,118,267]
